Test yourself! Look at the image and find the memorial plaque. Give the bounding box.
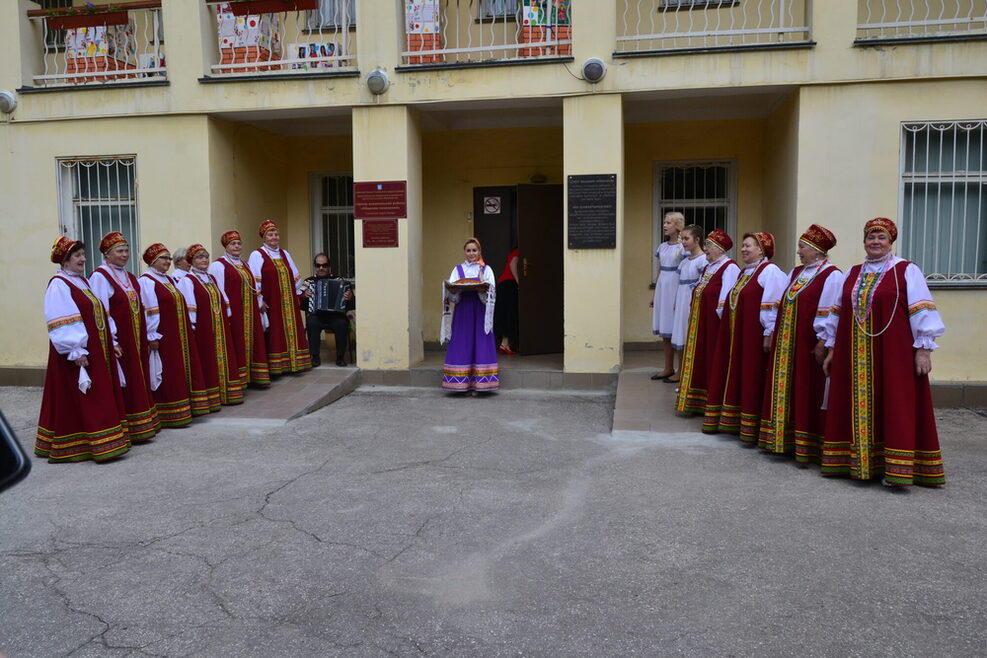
[362,219,399,248]
[567,174,617,249]
[354,181,408,219]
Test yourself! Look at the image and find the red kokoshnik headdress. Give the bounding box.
[51,236,82,264]
[186,243,208,261]
[743,231,776,260]
[142,243,169,266]
[258,220,279,238]
[799,224,837,254]
[221,230,242,248]
[99,231,128,255]
[864,217,898,243]
[706,229,733,253]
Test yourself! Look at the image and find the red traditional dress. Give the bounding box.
[209,255,270,387]
[139,269,217,423]
[758,261,844,461]
[91,264,160,442]
[248,245,312,375]
[178,269,244,406]
[36,271,131,462]
[702,259,787,440]
[821,256,945,486]
[675,255,740,414]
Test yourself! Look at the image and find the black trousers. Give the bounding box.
[306,311,349,361]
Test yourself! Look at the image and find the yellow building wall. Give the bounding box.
[622,118,766,343]
[795,79,987,382]
[207,119,291,257]
[0,115,215,368]
[419,126,564,342]
[762,93,801,273]
[284,133,354,265]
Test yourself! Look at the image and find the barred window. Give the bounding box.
[57,157,140,276]
[480,0,517,20]
[652,161,735,280]
[39,0,73,48]
[312,174,355,280]
[900,121,987,286]
[307,0,356,29]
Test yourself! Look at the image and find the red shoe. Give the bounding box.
[498,345,517,355]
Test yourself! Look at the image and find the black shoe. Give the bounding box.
[651,372,670,381]
[312,358,322,367]
[336,358,347,367]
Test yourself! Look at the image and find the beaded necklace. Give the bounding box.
[729,259,765,311]
[851,253,899,338]
[785,260,829,302]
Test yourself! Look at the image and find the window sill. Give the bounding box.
[396,55,573,72]
[927,279,987,290]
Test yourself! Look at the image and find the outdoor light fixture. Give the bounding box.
[581,58,607,84]
[366,69,390,95]
[0,91,16,114]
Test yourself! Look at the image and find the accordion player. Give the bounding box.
[304,276,352,314]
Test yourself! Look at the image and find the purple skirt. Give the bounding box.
[442,291,499,391]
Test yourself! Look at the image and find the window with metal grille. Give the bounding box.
[311,174,355,280]
[57,157,140,276]
[652,161,735,280]
[307,0,356,29]
[40,0,73,48]
[900,121,987,286]
[480,0,517,20]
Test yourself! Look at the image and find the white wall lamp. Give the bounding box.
[581,58,607,84]
[366,69,390,95]
[0,91,16,114]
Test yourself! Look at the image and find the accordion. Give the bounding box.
[305,277,350,313]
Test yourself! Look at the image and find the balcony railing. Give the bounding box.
[204,1,357,78]
[616,0,811,55]
[856,0,987,43]
[26,1,166,88]
[400,1,572,67]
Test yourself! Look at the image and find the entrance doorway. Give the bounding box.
[473,184,564,356]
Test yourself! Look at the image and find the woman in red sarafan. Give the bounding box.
[702,231,788,442]
[209,230,270,387]
[36,237,131,462]
[248,220,312,375]
[177,244,243,407]
[138,243,217,425]
[821,217,946,487]
[675,229,740,415]
[758,225,844,463]
[90,231,160,443]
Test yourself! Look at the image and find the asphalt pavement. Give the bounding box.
[1,384,985,657]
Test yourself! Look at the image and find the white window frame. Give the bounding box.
[651,159,736,282]
[57,155,140,276]
[899,119,987,288]
[309,172,356,281]
[307,0,356,29]
[479,0,518,20]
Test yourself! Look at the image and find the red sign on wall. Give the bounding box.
[354,181,408,219]
[362,219,399,248]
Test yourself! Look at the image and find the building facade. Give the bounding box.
[1,0,985,384]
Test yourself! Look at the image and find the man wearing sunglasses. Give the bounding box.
[304,253,354,367]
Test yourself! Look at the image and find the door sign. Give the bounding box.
[483,196,501,215]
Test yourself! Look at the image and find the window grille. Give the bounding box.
[307,0,356,29]
[480,0,518,20]
[900,121,987,285]
[313,175,355,280]
[40,0,73,48]
[653,161,734,280]
[57,157,140,277]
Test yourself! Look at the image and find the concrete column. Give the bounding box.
[563,93,624,374]
[352,105,423,370]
